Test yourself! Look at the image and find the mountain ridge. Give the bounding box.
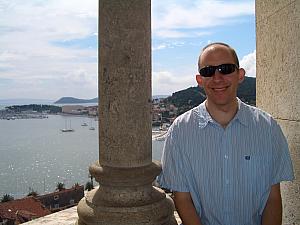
[54,97,98,104]
[54,77,255,106]
[164,76,256,115]
[54,95,171,104]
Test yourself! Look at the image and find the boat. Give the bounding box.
[159,123,170,131]
[61,128,74,132]
[89,118,95,130]
[81,122,88,126]
[61,120,74,132]
[152,130,168,141]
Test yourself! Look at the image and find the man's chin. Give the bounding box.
[207,97,236,107]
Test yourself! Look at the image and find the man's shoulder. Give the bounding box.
[173,105,201,126]
[240,101,275,126]
[165,105,201,144]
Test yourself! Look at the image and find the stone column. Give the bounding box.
[256,1,300,224]
[76,1,177,224]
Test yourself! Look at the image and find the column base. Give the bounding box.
[76,161,177,225]
[76,187,177,225]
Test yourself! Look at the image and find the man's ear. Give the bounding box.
[196,74,203,87]
[238,68,246,84]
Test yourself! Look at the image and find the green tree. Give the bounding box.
[1,194,14,202]
[27,187,38,197]
[56,182,66,191]
[73,183,80,188]
[27,191,38,197]
[85,181,94,191]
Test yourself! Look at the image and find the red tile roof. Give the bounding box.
[36,185,84,212]
[0,196,50,224]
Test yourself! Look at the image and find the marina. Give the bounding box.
[0,112,48,120]
[0,114,165,199]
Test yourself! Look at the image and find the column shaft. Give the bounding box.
[99,0,152,168]
[76,1,177,224]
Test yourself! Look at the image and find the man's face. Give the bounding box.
[196,45,245,108]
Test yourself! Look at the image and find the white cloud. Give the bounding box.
[0,0,98,99]
[240,50,256,77]
[152,71,196,95]
[152,44,168,51]
[152,41,186,51]
[0,1,97,40]
[0,0,254,100]
[152,49,257,96]
[152,0,254,38]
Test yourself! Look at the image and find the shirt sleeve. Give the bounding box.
[157,124,190,192]
[271,119,295,185]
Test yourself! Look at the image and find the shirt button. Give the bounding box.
[224,155,228,159]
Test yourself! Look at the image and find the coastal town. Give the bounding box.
[0,97,178,130]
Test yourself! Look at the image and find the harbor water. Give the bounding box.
[0,115,164,199]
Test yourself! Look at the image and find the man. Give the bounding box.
[157,42,294,225]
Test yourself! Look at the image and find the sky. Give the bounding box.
[0,0,256,101]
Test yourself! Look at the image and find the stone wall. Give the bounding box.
[256,1,300,224]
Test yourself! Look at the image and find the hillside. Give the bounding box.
[164,76,256,115]
[54,77,255,112]
[54,96,171,104]
[54,97,98,104]
[6,104,62,113]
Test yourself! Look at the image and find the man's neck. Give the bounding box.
[205,98,239,128]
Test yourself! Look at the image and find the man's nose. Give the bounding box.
[212,70,224,81]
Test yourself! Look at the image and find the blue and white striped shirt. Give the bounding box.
[158,99,294,225]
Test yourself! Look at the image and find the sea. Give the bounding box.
[0,104,164,199]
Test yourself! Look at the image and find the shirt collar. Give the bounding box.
[197,98,249,129]
[234,98,249,127]
[197,100,213,128]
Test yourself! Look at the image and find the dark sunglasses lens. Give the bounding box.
[200,64,237,77]
[200,66,216,77]
[219,64,236,74]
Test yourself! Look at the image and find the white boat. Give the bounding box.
[81,122,88,126]
[61,120,74,132]
[61,128,74,132]
[89,118,95,130]
[152,130,168,141]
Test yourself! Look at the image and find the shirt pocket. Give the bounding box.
[240,154,271,191]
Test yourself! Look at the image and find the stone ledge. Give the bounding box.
[23,205,182,225]
[23,206,78,225]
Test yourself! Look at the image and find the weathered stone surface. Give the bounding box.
[77,187,176,225]
[256,0,295,23]
[25,206,78,225]
[22,205,182,225]
[99,0,152,168]
[89,161,161,187]
[279,119,300,224]
[256,0,300,224]
[76,1,177,224]
[256,0,300,121]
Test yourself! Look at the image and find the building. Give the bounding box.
[0,197,50,224]
[36,185,84,212]
[61,105,87,115]
[86,106,98,116]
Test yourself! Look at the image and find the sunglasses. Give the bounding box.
[199,63,238,77]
